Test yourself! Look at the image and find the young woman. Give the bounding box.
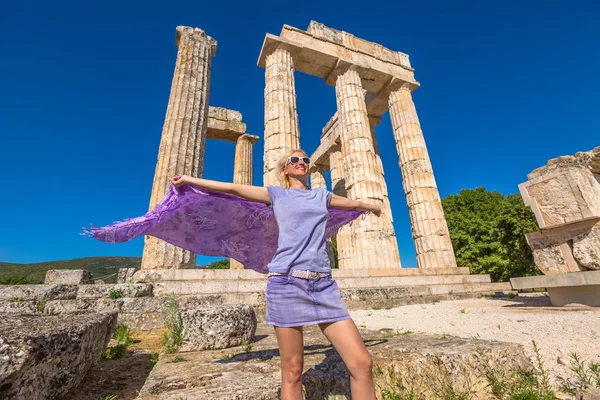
[171,149,379,400]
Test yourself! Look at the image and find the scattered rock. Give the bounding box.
[179,304,257,351]
[0,312,117,400]
[45,269,94,285]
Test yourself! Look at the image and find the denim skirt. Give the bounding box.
[265,273,351,327]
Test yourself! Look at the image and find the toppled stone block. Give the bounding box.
[0,284,78,301]
[77,283,153,299]
[45,269,94,285]
[117,267,137,283]
[179,304,257,351]
[0,312,117,400]
[573,225,600,270]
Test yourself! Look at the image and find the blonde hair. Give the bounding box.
[276,149,309,189]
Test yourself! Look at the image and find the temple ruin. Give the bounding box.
[142,22,459,272]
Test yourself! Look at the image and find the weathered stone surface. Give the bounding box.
[142,26,216,270]
[179,304,257,351]
[577,387,600,400]
[77,284,153,299]
[573,225,600,270]
[520,147,600,277]
[117,268,137,284]
[0,312,117,400]
[45,269,93,285]
[525,231,587,274]
[0,284,78,301]
[137,323,528,400]
[262,43,300,186]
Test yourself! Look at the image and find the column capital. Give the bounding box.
[237,133,260,145]
[387,79,418,93]
[176,26,217,56]
[262,42,298,63]
[326,62,361,85]
[310,163,329,175]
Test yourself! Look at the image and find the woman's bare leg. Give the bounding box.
[319,319,375,400]
[275,326,305,400]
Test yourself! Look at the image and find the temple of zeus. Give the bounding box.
[141,22,458,272]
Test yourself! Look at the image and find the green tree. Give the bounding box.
[441,187,540,282]
[207,259,230,269]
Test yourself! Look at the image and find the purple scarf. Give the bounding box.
[83,184,366,274]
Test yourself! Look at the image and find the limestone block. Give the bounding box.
[117,268,137,284]
[76,284,153,299]
[0,284,78,301]
[44,269,93,285]
[526,231,586,274]
[0,312,117,400]
[520,167,600,229]
[179,304,257,351]
[573,225,600,270]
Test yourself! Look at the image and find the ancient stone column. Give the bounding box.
[388,83,457,269]
[230,134,259,270]
[233,134,258,186]
[310,165,336,268]
[329,148,355,269]
[141,26,217,270]
[263,44,300,186]
[334,65,398,269]
[369,116,402,269]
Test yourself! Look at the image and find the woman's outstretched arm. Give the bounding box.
[329,194,382,216]
[171,175,270,204]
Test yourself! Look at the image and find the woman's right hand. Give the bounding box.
[171,175,189,187]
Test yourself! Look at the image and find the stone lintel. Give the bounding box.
[176,26,217,56]
[257,29,417,95]
[310,108,385,168]
[206,106,249,142]
[510,270,600,290]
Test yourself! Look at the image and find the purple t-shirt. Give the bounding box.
[266,186,333,273]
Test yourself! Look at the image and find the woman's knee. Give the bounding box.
[281,356,304,383]
[349,352,373,377]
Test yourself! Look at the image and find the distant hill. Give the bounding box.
[0,256,142,284]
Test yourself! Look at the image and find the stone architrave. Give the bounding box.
[388,83,457,269]
[142,26,217,270]
[263,44,300,186]
[230,134,259,270]
[334,65,394,269]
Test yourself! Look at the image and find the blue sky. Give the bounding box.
[1,0,598,267]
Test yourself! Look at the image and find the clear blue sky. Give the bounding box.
[1,0,598,267]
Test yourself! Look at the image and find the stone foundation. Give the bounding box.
[136,323,529,399]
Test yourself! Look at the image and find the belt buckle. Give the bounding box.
[308,271,319,280]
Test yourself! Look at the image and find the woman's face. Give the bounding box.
[284,152,310,180]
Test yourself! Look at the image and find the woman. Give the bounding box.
[171,149,379,400]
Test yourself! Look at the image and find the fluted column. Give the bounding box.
[230,134,259,269]
[334,65,397,269]
[369,116,402,268]
[233,134,258,185]
[263,44,300,186]
[141,26,216,270]
[310,165,336,268]
[388,83,457,269]
[329,148,355,269]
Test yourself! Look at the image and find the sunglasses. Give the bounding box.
[286,156,311,166]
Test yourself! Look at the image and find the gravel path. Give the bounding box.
[351,295,600,388]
